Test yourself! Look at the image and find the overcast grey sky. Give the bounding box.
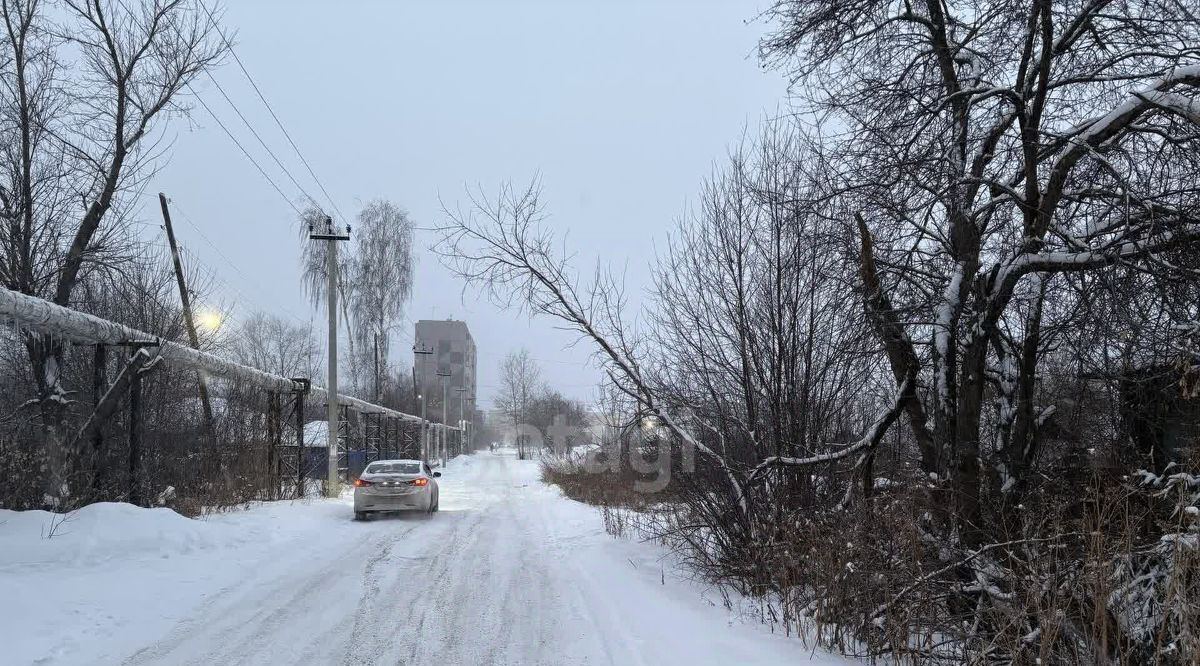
[146,0,788,409]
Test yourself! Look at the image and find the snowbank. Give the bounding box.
[0,496,349,665]
[0,503,226,569]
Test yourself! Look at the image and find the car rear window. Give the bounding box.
[365,462,421,474]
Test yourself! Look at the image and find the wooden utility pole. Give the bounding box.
[309,217,350,497]
[159,193,215,437]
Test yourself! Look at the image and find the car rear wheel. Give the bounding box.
[354,511,368,521]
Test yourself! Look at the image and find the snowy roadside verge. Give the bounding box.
[534,451,850,658]
[527,454,853,665]
[0,495,349,665]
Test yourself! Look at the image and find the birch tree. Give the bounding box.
[349,200,414,401]
[298,200,414,400]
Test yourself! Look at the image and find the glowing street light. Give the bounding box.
[194,308,225,333]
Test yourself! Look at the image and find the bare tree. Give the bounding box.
[434,159,895,518]
[228,312,319,380]
[524,386,590,454]
[760,0,1200,540]
[495,347,540,459]
[751,0,1200,659]
[0,0,227,501]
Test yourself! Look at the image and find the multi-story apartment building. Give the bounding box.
[413,319,477,429]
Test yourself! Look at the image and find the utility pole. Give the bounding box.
[437,369,451,467]
[309,216,350,497]
[414,344,433,461]
[455,387,468,456]
[158,193,215,440]
[466,395,475,452]
[519,382,527,459]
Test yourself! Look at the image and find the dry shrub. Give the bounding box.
[541,461,653,510]
[547,445,1200,664]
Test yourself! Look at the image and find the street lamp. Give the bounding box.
[194,308,225,333]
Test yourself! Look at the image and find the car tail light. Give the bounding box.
[410,478,428,487]
[354,478,372,487]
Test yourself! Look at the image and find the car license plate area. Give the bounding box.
[375,480,409,495]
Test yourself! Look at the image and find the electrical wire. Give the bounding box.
[188,85,303,216]
[197,0,349,224]
[203,70,325,215]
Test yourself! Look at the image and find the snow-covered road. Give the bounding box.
[2,451,848,665]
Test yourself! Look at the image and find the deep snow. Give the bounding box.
[1,450,850,665]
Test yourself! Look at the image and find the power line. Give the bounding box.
[170,203,254,284]
[187,84,302,216]
[202,70,325,215]
[197,0,349,224]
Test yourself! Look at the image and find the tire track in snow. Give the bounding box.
[122,518,420,665]
[111,452,830,666]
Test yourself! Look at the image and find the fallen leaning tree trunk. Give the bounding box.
[70,347,157,453]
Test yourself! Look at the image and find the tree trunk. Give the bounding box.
[855,214,940,475]
[955,334,988,547]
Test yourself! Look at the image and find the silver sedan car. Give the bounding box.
[353,459,440,520]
